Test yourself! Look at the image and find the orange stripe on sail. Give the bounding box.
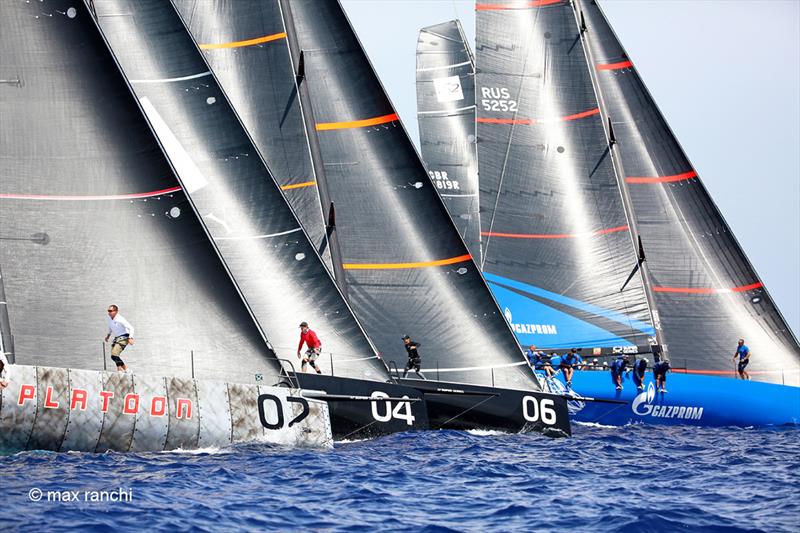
[481,225,629,239]
[536,107,600,123]
[597,60,633,71]
[316,113,399,131]
[343,254,472,270]
[280,181,317,191]
[476,0,563,11]
[626,170,698,184]
[478,108,599,125]
[477,117,532,125]
[199,32,286,50]
[653,282,763,294]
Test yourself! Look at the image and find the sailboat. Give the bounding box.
[417,0,800,426]
[0,0,331,452]
[166,0,573,435]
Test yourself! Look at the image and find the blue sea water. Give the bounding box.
[2,424,798,532]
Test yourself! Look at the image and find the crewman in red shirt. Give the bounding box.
[297,321,323,374]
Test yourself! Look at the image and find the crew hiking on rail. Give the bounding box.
[402,335,426,379]
[105,304,134,373]
[297,321,323,374]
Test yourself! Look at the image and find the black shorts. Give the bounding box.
[654,371,667,382]
[738,360,749,372]
[560,364,571,372]
[111,355,125,366]
[405,359,421,371]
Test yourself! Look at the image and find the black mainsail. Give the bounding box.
[170,0,333,274]
[474,0,655,350]
[577,0,799,383]
[0,0,274,382]
[92,0,388,383]
[277,0,539,391]
[416,20,482,264]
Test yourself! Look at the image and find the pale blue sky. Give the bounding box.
[342,0,800,336]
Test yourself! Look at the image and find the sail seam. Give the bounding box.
[129,71,211,84]
[0,186,182,201]
[481,225,629,239]
[416,60,472,72]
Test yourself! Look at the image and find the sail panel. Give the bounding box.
[285,0,537,389]
[171,0,332,271]
[416,20,482,264]
[92,0,387,382]
[476,0,654,350]
[0,0,274,382]
[579,0,799,383]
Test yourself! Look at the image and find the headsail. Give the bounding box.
[278,0,537,390]
[92,0,388,382]
[475,0,655,349]
[416,20,482,264]
[577,0,799,383]
[0,0,273,382]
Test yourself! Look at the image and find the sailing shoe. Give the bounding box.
[661,388,668,393]
[615,385,622,391]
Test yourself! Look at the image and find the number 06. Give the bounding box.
[522,396,556,425]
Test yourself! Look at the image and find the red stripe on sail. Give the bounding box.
[481,225,628,239]
[477,117,532,125]
[626,170,698,184]
[478,108,599,125]
[597,60,633,71]
[0,186,183,201]
[476,0,563,10]
[653,282,763,294]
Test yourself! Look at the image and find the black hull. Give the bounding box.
[291,373,430,440]
[399,379,571,437]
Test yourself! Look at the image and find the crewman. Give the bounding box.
[562,348,583,388]
[0,357,8,390]
[732,339,751,380]
[402,335,426,379]
[632,357,648,391]
[104,304,135,373]
[297,321,323,374]
[653,359,671,393]
[525,345,539,367]
[610,355,628,391]
[548,352,563,380]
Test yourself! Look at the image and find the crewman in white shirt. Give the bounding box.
[104,304,135,373]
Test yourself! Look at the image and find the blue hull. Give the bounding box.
[550,370,800,427]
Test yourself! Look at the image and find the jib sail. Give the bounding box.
[576,0,799,383]
[92,0,388,382]
[0,0,274,382]
[416,20,483,264]
[475,0,655,350]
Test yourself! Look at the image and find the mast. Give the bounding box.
[572,0,668,359]
[278,0,349,298]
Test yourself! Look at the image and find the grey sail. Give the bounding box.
[416,20,482,264]
[577,0,799,383]
[171,0,333,273]
[0,0,274,383]
[92,0,387,382]
[475,0,655,351]
[281,0,537,390]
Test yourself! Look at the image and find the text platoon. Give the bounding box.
[17,384,193,419]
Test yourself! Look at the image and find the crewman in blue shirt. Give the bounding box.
[610,355,628,390]
[525,345,540,367]
[562,348,583,388]
[632,357,648,391]
[548,352,562,379]
[653,360,671,393]
[732,339,751,380]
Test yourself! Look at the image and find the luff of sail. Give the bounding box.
[0,0,275,383]
[577,0,799,384]
[171,0,333,274]
[475,0,655,349]
[416,20,483,265]
[92,0,388,382]
[283,0,537,390]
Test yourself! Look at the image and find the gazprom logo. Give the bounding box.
[631,382,703,420]
[503,308,558,335]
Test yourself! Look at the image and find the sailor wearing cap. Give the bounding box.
[401,335,426,380]
[297,321,323,374]
[104,305,135,373]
